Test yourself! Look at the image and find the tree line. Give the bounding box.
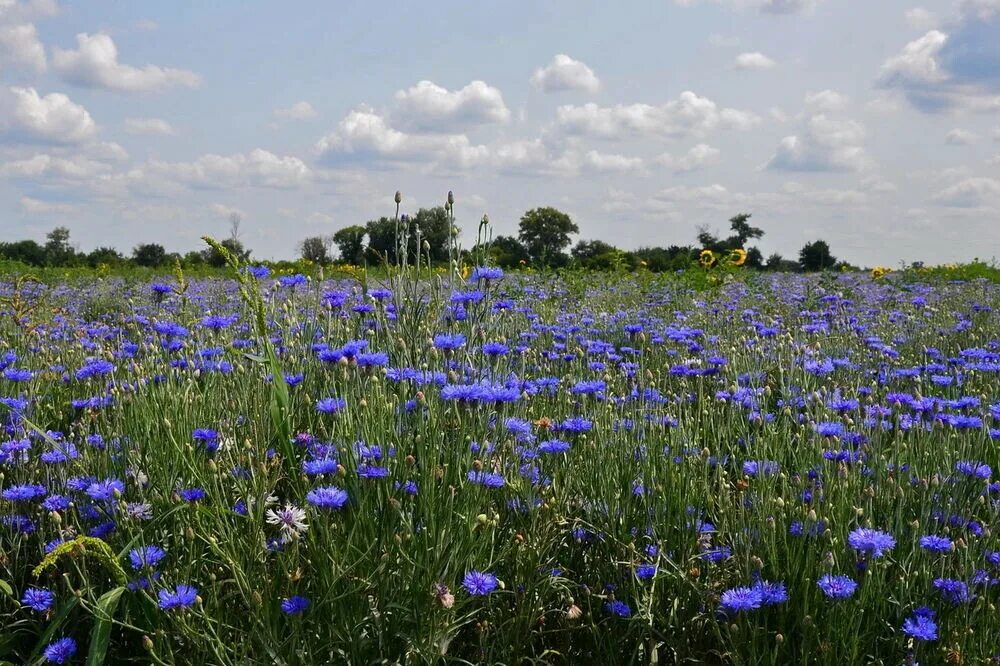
[1,207,845,273]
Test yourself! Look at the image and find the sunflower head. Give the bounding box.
[728,248,748,267]
[699,249,716,268]
[871,266,891,279]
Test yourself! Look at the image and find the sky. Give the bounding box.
[0,0,998,267]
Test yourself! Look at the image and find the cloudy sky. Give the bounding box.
[1,0,998,266]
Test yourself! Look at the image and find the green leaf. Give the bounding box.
[241,352,266,363]
[87,586,125,666]
[29,597,79,662]
[0,580,12,597]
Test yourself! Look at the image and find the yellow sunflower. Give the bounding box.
[728,248,748,267]
[699,249,716,268]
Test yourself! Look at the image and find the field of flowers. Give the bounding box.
[0,262,997,664]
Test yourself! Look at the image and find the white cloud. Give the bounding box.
[805,89,848,112]
[655,143,721,172]
[734,52,775,69]
[0,22,45,71]
[210,203,246,219]
[577,150,644,173]
[0,0,58,23]
[392,80,510,130]
[945,128,977,144]
[125,117,176,135]
[0,86,96,143]
[147,149,312,189]
[52,33,202,92]
[530,54,601,93]
[0,153,111,179]
[767,113,869,172]
[905,8,937,30]
[555,91,759,140]
[316,107,489,168]
[674,0,821,14]
[931,176,1000,207]
[20,195,76,214]
[273,101,317,121]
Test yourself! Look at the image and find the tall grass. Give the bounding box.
[0,258,997,664]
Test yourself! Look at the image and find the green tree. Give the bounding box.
[410,207,453,263]
[572,239,622,270]
[87,247,124,267]
[0,240,47,266]
[518,207,578,267]
[133,243,167,267]
[332,225,367,265]
[299,236,331,264]
[203,238,250,267]
[799,240,837,272]
[364,217,397,264]
[481,235,529,268]
[44,226,75,266]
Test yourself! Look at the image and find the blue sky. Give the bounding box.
[1,0,998,266]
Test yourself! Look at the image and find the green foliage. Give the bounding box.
[518,206,578,267]
[299,236,331,265]
[799,240,837,271]
[133,243,168,267]
[332,225,366,264]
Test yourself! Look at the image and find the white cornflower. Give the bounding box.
[265,503,309,543]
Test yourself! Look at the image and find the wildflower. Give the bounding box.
[433,333,466,350]
[720,586,763,613]
[699,250,716,267]
[21,587,55,613]
[902,613,937,641]
[281,595,310,614]
[158,584,198,610]
[847,528,896,558]
[2,483,47,502]
[635,564,656,580]
[316,397,347,414]
[85,478,125,502]
[919,535,953,553]
[305,486,349,510]
[933,578,972,605]
[463,570,498,596]
[265,503,309,542]
[752,580,788,605]
[43,638,77,664]
[729,248,748,266]
[817,574,857,599]
[605,600,632,617]
[129,545,167,571]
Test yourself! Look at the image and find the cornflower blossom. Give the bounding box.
[266,503,309,543]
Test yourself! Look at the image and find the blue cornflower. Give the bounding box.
[85,478,125,502]
[467,470,505,488]
[2,483,47,502]
[817,574,857,599]
[720,586,763,613]
[42,638,77,664]
[305,486,349,510]
[605,599,632,617]
[469,266,504,282]
[316,397,347,414]
[919,535,953,553]
[635,564,656,580]
[902,613,937,641]
[129,545,167,571]
[538,439,571,454]
[847,528,896,558]
[177,487,205,502]
[933,578,972,605]
[433,333,466,350]
[21,587,55,612]
[158,584,198,610]
[302,458,338,476]
[752,580,788,605]
[281,595,310,614]
[463,570,498,596]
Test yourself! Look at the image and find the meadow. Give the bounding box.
[0,257,997,665]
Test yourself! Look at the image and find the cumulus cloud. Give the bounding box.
[905,8,937,30]
[878,4,1000,112]
[52,33,202,92]
[0,22,45,71]
[734,52,775,69]
[0,0,58,23]
[125,117,176,135]
[674,0,821,14]
[555,91,759,140]
[530,54,601,93]
[0,86,96,143]
[804,89,848,112]
[316,107,489,168]
[655,143,721,172]
[210,203,246,219]
[145,149,312,189]
[20,195,76,214]
[0,152,111,179]
[766,100,869,172]
[945,128,977,144]
[273,101,317,121]
[931,176,1000,206]
[392,80,509,130]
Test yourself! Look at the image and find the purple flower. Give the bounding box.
[817,574,857,599]
[902,613,937,641]
[21,587,55,612]
[605,599,631,617]
[281,595,310,614]
[847,528,896,558]
[463,570,498,596]
[305,486,349,510]
[158,584,198,610]
[129,545,167,571]
[919,535,953,553]
[720,586,763,613]
[43,638,77,664]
